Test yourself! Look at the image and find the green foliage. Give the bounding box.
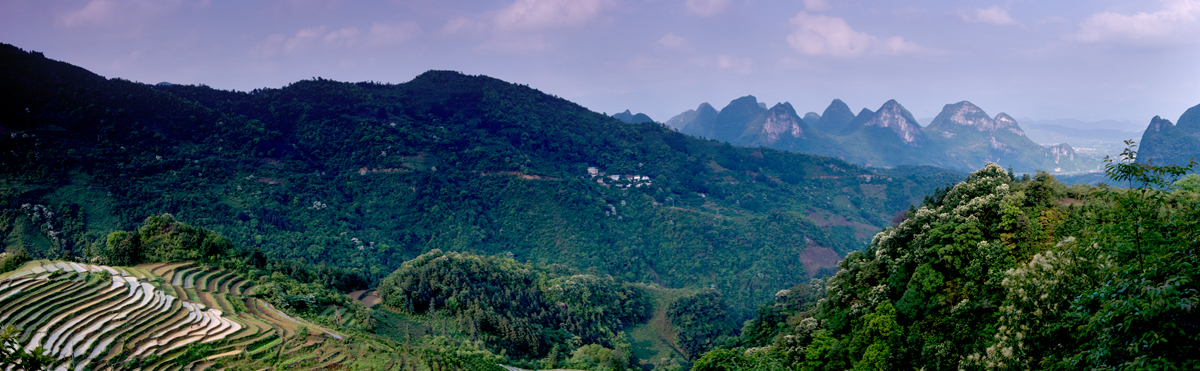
[733,280,824,349]
[419,336,506,371]
[175,342,215,366]
[0,326,54,371]
[0,246,29,274]
[850,302,898,371]
[698,163,1092,370]
[350,301,377,331]
[978,142,1199,369]
[691,347,792,371]
[1175,173,1200,192]
[701,142,1200,370]
[377,249,650,361]
[99,214,232,265]
[667,289,737,359]
[94,214,352,317]
[256,271,348,311]
[565,343,633,371]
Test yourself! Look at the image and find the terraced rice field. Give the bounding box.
[0,260,361,371]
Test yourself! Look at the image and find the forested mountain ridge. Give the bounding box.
[0,42,962,329]
[668,98,1101,174]
[1138,103,1200,167]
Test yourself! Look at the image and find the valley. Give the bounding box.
[2,41,1198,370]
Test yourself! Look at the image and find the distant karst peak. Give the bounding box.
[761,102,804,142]
[1147,115,1174,132]
[865,99,924,145]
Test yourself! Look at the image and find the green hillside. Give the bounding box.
[689,155,1199,370]
[1139,112,1200,168]
[0,43,963,327]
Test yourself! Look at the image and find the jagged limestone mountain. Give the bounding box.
[1176,103,1200,136]
[1138,107,1200,167]
[667,102,719,136]
[812,99,856,135]
[845,107,875,134]
[863,99,926,146]
[666,98,1101,173]
[759,102,807,143]
[611,109,654,124]
[923,101,1097,172]
[712,95,769,141]
[669,96,842,156]
[824,100,933,168]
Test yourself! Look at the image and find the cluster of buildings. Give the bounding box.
[587,167,652,188]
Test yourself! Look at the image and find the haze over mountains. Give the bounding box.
[666,97,1102,174]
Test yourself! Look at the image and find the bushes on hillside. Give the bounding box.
[377,249,650,362]
[667,289,737,359]
[693,151,1200,370]
[96,214,232,265]
[0,246,30,274]
[88,214,352,313]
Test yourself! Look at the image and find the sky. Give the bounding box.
[2,0,1198,129]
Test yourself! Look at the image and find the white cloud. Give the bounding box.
[494,0,617,31]
[686,0,731,17]
[657,32,687,49]
[59,0,183,29]
[786,12,919,57]
[956,6,1017,25]
[804,0,830,12]
[716,54,754,74]
[254,22,420,57]
[446,0,618,52]
[1072,0,1200,45]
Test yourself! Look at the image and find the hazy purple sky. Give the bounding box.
[2,0,1198,128]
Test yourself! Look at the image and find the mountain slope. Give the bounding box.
[923,101,1099,172]
[666,97,1100,173]
[1174,103,1200,136]
[812,99,855,135]
[669,102,719,137]
[1138,114,1200,167]
[0,43,962,325]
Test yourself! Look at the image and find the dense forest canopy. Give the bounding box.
[690,152,1199,370]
